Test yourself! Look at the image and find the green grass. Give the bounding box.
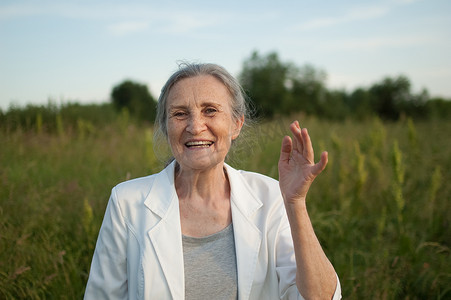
[1,115,450,299]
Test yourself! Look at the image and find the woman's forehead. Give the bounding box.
[167,75,232,107]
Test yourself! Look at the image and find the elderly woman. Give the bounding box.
[84,63,341,299]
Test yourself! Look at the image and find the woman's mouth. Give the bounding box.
[185,141,214,148]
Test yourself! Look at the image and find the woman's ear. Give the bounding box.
[231,115,245,140]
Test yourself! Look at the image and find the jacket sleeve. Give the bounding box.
[84,188,128,300]
[275,204,342,300]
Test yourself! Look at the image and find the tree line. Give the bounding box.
[1,50,450,132]
[240,51,450,120]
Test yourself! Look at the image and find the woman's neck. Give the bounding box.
[174,162,230,204]
[175,162,232,237]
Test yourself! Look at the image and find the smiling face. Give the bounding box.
[166,75,244,172]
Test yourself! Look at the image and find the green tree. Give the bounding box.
[348,88,374,119]
[239,51,331,118]
[239,51,294,118]
[290,64,328,115]
[111,80,157,122]
[322,89,349,120]
[368,75,412,120]
[426,97,451,119]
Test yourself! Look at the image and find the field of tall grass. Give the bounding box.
[1,114,450,299]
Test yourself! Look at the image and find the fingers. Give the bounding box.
[290,121,314,163]
[301,128,314,163]
[290,121,303,154]
[286,120,328,169]
[279,136,292,164]
[312,151,329,176]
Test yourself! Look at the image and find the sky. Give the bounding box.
[1,0,450,110]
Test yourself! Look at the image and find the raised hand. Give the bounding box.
[277,121,338,299]
[278,121,328,204]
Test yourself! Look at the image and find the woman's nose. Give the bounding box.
[186,114,206,135]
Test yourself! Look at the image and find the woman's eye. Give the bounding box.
[173,111,187,118]
[204,108,217,115]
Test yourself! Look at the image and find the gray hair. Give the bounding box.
[155,62,251,138]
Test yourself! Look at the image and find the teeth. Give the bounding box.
[186,141,213,147]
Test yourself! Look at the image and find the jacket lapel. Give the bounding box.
[226,164,263,300]
[144,162,185,299]
[143,162,264,300]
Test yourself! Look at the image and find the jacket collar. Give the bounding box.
[225,163,263,300]
[143,161,264,300]
[144,161,263,218]
[143,161,177,218]
[143,161,184,299]
[225,163,263,217]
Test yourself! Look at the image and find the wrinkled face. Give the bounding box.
[166,75,244,172]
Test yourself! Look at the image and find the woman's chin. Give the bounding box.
[177,155,225,172]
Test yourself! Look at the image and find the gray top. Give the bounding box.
[182,224,238,300]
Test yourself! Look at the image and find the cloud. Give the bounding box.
[0,3,44,19]
[0,2,229,36]
[159,13,224,34]
[292,0,420,32]
[326,34,440,51]
[293,5,389,31]
[0,2,160,20]
[106,12,227,36]
[108,21,150,36]
[394,0,420,4]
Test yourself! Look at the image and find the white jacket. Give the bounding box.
[84,161,341,299]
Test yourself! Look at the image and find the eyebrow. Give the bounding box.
[168,101,223,111]
[168,104,188,111]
